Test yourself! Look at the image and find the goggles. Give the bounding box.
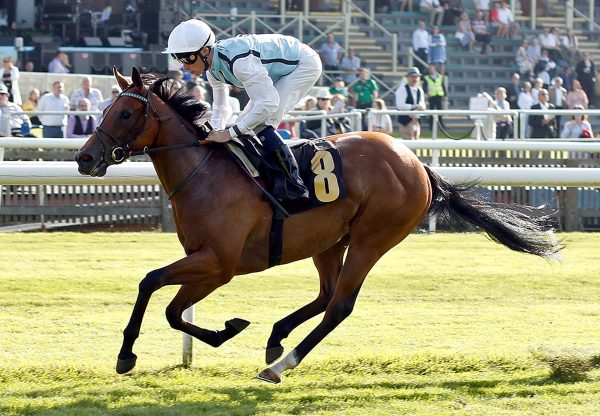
[170,51,200,65]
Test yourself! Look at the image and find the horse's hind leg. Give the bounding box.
[165,283,250,348]
[265,237,348,364]
[257,223,417,384]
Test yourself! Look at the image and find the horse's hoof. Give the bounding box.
[116,354,137,374]
[265,346,284,364]
[225,318,250,334]
[256,367,281,384]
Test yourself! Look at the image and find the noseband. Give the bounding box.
[95,90,153,165]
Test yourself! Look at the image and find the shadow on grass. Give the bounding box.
[3,366,597,416]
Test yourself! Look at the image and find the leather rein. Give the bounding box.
[94,88,214,199]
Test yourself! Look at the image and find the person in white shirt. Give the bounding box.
[0,83,29,136]
[69,76,104,111]
[98,84,121,114]
[548,76,567,132]
[518,81,533,137]
[488,87,512,140]
[561,105,592,139]
[538,27,560,62]
[2,56,21,105]
[412,20,430,75]
[318,32,343,71]
[164,19,322,200]
[36,81,69,138]
[48,51,70,73]
[497,1,519,39]
[371,98,393,134]
[340,48,361,85]
[419,0,444,26]
[395,67,426,140]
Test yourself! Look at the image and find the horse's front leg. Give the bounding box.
[116,247,246,374]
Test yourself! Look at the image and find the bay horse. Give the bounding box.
[76,67,561,384]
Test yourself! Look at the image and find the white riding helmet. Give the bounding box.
[162,19,215,54]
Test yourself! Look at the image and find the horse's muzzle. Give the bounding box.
[75,148,108,177]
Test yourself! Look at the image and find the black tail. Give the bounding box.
[423,165,563,260]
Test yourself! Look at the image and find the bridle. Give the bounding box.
[93,86,214,199]
[94,89,155,164]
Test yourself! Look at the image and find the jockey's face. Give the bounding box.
[182,47,211,76]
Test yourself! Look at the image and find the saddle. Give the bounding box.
[224,135,348,268]
[225,135,347,215]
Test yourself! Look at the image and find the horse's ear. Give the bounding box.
[131,67,143,89]
[113,66,129,90]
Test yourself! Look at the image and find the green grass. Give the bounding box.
[1,232,599,415]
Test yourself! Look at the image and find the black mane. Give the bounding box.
[141,73,210,135]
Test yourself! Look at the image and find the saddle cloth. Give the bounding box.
[226,135,347,215]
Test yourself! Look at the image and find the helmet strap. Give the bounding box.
[200,47,211,72]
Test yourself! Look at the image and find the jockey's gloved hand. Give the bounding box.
[207,129,232,143]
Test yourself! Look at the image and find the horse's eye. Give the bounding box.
[120,111,132,120]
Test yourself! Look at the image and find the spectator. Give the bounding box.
[420,0,444,26]
[575,52,596,105]
[506,73,522,109]
[538,27,560,62]
[399,0,413,12]
[350,67,378,109]
[489,2,500,34]
[422,65,447,130]
[456,13,476,52]
[302,88,336,138]
[496,1,519,39]
[475,0,490,21]
[561,29,580,67]
[472,10,495,55]
[319,32,343,71]
[526,37,542,64]
[340,48,361,85]
[0,84,30,136]
[371,98,393,134]
[561,105,592,139]
[189,84,212,111]
[22,88,41,126]
[518,81,534,137]
[548,76,567,131]
[98,84,122,113]
[329,77,349,98]
[566,80,589,109]
[559,66,574,92]
[412,20,430,75]
[395,67,426,140]
[69,76,104,111]
[529,89,557,138]
[516,39,534,79]
[48,51,70,73]
[531,77,544,104]
[441,0,463,26]
[330,93,347,113]
[2,57,21,105]
[489,87,512,140]
[67,98,97,138]
[303,95,317,111]
[36,81,69,138]
[24,61,34,72]
[534,49,556,87]
[428,25,447,75]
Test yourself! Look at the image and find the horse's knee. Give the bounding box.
[165,305,183,330]
[139,268,164,294]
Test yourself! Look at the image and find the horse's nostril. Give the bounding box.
[80,153,93,162]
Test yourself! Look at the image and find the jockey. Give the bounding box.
[164,19,323,200]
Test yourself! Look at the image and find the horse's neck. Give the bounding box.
[149,113,208,196]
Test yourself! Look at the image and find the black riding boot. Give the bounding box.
[258,126,309,201]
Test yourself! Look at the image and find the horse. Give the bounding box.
[75,67,561,384]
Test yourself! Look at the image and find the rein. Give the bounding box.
[95,87,213,199]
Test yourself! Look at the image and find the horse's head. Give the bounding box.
[76,67,161,176]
